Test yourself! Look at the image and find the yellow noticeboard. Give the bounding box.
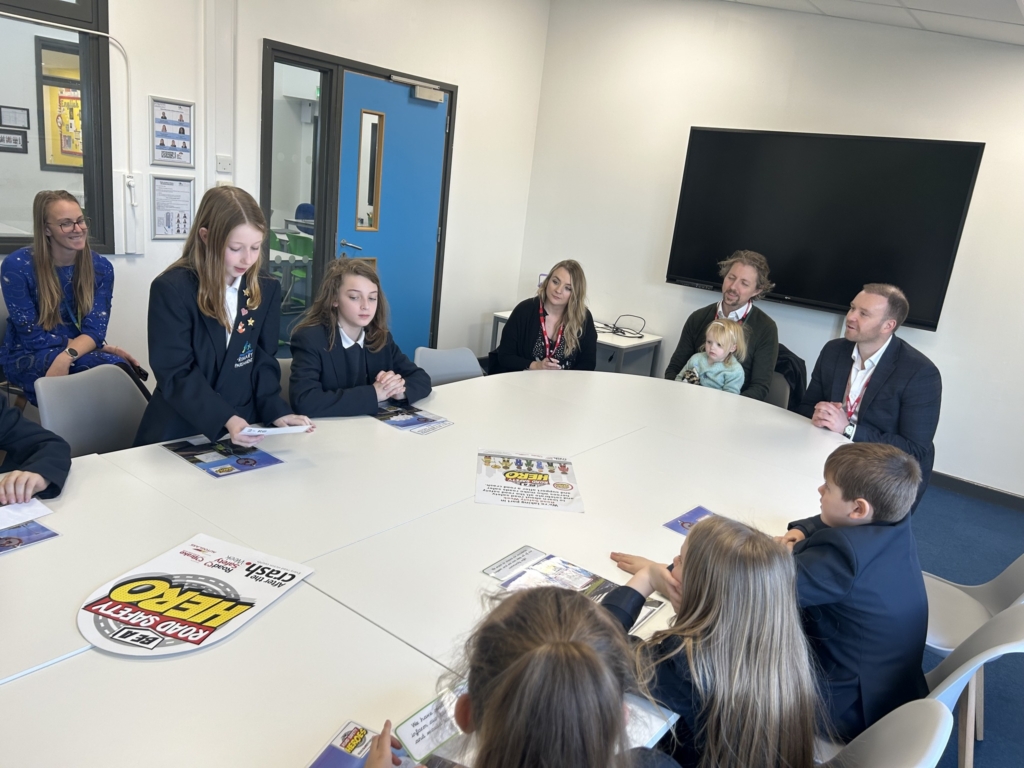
[42,85,83,169]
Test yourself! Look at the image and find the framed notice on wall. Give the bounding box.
[0,106,30,130]
[151,97,194,168]
[152,175,194,240]
[0,128,28,153]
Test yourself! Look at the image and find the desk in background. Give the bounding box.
[490,310,663,377]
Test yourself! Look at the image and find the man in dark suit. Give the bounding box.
[799,284,941,504]
[664,250,779,401]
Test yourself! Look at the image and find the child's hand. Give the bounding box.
[0,471,49,505]
[648,564,683,613]
[610,552,658,575]
[226,415,264,447]
[366,720,421,768]
[374,371,406,401]
[273,414,316,432]
[775,529,806,551]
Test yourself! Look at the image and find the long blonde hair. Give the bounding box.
[638,516,819,768]
[462,588,634,768]
[291,258,390,353]
[704,318,747,364]
[536,259,589,357]
[31,190,95,331]
[165,186,265,329]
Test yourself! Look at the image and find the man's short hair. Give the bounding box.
[862,283,910,329]
[718,250,775,298]
[824,443,921,523]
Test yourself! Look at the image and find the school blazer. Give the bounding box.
[789,513,929,741]
[0,395,71,498]
[288,324,432,418]
[134,268,290,445]
[798,336,941,494]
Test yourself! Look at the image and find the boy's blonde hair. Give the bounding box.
[637,516,819,768]
[461,587,634,768]
[703,318,747,363]
[824,443,921,522]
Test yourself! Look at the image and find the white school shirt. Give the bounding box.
[844,335,893,436]
[338,325,366,349]
[224,275,241,347]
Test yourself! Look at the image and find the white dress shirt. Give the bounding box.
[844,335,893,434]
[716,300,752,323]
[224,276,241,347]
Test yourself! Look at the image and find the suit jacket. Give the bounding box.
[798,336,941,496]
[488,296,597,374]
[0,396,71,498]
[789,513,929,742]
[135,268,290,445]
[663,302,779,401]
[289,323,432,417]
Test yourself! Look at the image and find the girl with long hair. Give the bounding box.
[134,186,312,446]
[488,260,597,374]
[606,516,821,768]
[364,587,681,768]
[0,190,144,404]
[289,258,430,417]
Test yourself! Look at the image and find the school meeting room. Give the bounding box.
[2,0,1024,766]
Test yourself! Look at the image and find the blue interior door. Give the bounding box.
[337,72,449,353]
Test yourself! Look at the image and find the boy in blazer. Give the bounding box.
[799,284,941,507]
[778,442,929,742]
[289,258,431,418]
[135,186,311,446]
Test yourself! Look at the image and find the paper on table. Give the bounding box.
[239,425,310,436]
[395,686,464,763]
[0,497,53,529]
[625,693,679,748]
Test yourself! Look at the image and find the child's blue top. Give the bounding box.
[676,352,745,394]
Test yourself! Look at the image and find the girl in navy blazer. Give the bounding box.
[134,186,313,447]
[289,258,431,417]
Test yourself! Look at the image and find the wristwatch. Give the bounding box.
[843,422,856,440]
[63,346,79,360]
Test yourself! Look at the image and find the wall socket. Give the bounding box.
[216,154,233,173]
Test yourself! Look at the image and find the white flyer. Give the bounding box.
[0,497,52,530]
[239,425,310,436]
[77,534,312,657]
[474,450,583,513]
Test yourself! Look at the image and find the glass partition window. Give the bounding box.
[355,110,383,231]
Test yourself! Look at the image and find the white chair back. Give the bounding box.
[962,551,1024,615]
[35,365,149,458]
[279,357,292,407]
[820,699,952,768]
[925,603,1024,711]
[414,347,482,386]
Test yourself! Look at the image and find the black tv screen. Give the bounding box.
[665,128,983,330]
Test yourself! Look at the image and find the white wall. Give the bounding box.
[520,0,1024,495]
[233,0,552,352]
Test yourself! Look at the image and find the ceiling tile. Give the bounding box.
[808,0,923,27]
[899,0,1024,25]
[730,0,825,13]
[910,7,1024,43]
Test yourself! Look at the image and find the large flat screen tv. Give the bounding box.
[665,128,984,330]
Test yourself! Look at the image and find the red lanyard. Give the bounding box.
[718,301,752,324]
[539,302,564,359]
[845,370,874,420]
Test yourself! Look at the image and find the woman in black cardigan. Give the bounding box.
[289,258,431,417]
[489,259,597,374]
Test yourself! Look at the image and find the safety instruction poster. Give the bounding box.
[474,450,583,513]
[77,534,312,657]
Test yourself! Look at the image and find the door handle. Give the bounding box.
[338,239,364,259]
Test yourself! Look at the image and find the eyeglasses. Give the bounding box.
[49,217,91,233]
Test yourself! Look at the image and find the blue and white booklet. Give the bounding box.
[163,436,283,478]
[663,506,716,536]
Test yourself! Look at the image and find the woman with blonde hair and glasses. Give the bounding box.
[605,516,821,768]
[289,258,430,417]
[489,259,597,374]
[134,186,312,446]
[0,190,144,404]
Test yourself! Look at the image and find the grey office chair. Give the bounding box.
[35,364,149,457]
[819,699,952,768]
[414,346,483,386]
[766,371,790,409]
[279,357,292,406]
[925,603,1024,768]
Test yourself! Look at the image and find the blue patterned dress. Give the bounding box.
[0,247,125,405]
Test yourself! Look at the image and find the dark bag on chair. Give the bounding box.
[774,344,806,412]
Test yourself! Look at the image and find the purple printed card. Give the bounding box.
[663,506,716,536]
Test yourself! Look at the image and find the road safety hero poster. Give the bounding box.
[77,534,312,657]
[474,450,583,513]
